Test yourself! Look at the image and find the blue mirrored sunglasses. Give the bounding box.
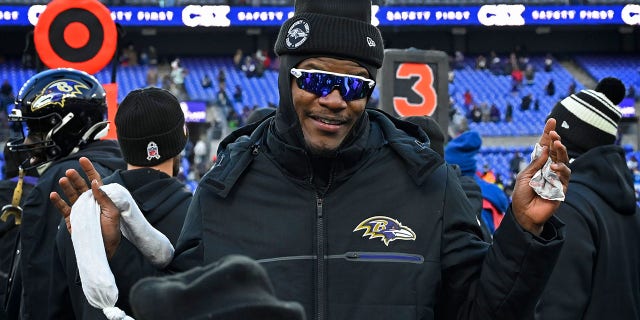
[290,68,375,102]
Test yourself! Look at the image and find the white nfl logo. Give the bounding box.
[147,141,161,161]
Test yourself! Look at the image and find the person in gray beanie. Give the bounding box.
[52,1,572,319]
[534,77,640,319]
[48,87,192,319]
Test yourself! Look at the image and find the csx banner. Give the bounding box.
[1,4,639,27]
[378,49,449,136]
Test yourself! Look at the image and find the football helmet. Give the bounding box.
[7,68,109,171]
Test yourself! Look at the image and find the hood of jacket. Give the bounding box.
[444,130,482,177]
[569,144,636,215]
[106,168,192,225]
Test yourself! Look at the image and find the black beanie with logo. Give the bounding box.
[116,87,187,166]
[274,0,384,80]
[547,77,625,158]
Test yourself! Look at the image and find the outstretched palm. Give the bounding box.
[49,157,122,257]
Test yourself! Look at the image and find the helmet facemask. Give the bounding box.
[8,108,69,170]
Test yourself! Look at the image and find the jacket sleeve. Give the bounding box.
[455,171,492,242]
[47,226,75,320]
[170,185,205,273]
[107,237,164,315]
[438,166,565,320]
[534,202,593,319]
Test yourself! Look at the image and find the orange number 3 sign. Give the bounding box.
[393,63,438,117]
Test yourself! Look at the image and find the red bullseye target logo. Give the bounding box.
[34,0,117,75]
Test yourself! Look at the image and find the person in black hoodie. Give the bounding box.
[54,1,572,319]
[48,87,192,319]
[534,78,640,319]
[2,68,126,320]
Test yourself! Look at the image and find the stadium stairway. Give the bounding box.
[559,60,597,89]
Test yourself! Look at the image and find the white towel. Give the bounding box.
[70,190,133,320]
[70,183,175,319]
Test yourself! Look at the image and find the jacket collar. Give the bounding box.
[205,109,444,198]
[266,112,372,184]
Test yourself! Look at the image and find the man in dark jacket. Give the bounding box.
[534,78,640,319]
[48,87,192,319]
[56,1,572,319]
[2,69,126,320]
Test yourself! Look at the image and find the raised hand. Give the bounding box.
[50,157,104,233]
[89,179,122,258]
[511,118,571,235]
[49,157,122,258]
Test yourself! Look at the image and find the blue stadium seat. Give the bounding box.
[575,55,640,97]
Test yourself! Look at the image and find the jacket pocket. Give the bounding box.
[338,251,424,264]
[328,252,435,319]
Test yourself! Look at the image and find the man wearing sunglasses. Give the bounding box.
[52,0,571,319]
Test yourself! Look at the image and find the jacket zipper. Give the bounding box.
[315,197,325,320]
[311,156,333,320]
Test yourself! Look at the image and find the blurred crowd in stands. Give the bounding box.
[451,49,560,125]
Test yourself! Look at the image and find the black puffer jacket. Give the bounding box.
[169,109,565,320]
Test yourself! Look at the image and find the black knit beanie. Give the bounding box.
[547,77,625,157]
[129,255,306,320]
[116,87,187,166]
[274,0,384,79]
